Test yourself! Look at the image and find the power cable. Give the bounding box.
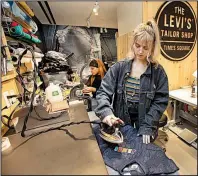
[18,47,38,137]
[1,103,20,129]
[20,120,102,138]
[6,120,102,154]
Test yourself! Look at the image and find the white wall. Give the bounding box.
[117,2,143,36]
[27,2,122,29]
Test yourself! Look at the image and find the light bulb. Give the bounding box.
[93,1,99,13]
[93,7,98,13]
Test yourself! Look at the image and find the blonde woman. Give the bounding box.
[95,19,169,144]
[82,59,106,98]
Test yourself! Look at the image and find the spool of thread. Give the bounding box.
[2,16,12,23]
[11,55,18,64]
[2,1,10,8]
[11,55,32,64]
[3,27,9,33]
[9,46,16,55]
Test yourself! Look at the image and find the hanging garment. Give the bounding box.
[94,125,179,175]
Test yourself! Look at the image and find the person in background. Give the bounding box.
[95,19,169,144]
[82,59,107,98]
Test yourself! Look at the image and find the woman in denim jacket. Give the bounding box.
[95,19,169,144]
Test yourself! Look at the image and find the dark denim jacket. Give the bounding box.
[95,58,169,136]
[93,125,179,175]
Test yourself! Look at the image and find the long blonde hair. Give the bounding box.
[128,19,161,66]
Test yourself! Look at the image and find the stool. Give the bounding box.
[154,114,169,152]
[158,114,169,141]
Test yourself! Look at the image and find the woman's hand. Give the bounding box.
[137,134,154,144]
[102,114,124,127]
[82,87,96,93]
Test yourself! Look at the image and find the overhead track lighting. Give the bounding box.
[100,27,103,33]
[87,19,90,28]
[93,1,99,15]
[86,1,100,28]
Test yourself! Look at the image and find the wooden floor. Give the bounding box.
[156,129,197,175]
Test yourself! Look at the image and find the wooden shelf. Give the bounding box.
[2,61,35,83]
[2,70,17,82]
[1,66,32,82]
[6,35,33,45]
[2,27,11,60]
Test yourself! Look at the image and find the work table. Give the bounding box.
[2,101,108,175]
[169,87,197,149]
[169,88,197,107]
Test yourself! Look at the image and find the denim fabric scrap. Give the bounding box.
[94,125,179,175]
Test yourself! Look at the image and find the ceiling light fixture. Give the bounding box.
[86,1,100,28]
[87,19,90,28]
[93,1,99,15]
[100,27,103,33]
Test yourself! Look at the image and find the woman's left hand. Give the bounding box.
[137,134,154,144]
[142,135,154,144]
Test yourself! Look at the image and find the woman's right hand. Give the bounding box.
[82,86,96,93]
[102,114,124,127]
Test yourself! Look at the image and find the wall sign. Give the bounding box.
[155,1,197,61]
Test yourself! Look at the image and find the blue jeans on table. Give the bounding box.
[93,125,179,175]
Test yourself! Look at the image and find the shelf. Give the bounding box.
[6,35,33,46]
[2,70,17,82]
[1,65,34,82]
[26,82,43,92]
[2,27,11,60]
[179,110,197,125]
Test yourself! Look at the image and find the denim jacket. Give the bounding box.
[93,125,179,175]
[95,58,169,136]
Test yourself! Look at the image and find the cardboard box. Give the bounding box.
[45,100,69,113]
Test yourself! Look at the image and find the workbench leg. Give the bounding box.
[172,100,177,121]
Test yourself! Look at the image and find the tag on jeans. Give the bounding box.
[114,147,136,154]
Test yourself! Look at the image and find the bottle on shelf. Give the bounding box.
[191,80,196,98]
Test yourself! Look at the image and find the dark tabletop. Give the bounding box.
[2,101,107,175]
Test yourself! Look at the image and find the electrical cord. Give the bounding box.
[1,45,28,129]
[5,119,102,154]
[1,115,12,128]
[1,103,20,129]
[15,48,32,94]
[21,120,102,137]
[1,106,8,111]
[1,42,38,137]
[21,47,38,137]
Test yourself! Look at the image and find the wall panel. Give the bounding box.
[117,1,197,90]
